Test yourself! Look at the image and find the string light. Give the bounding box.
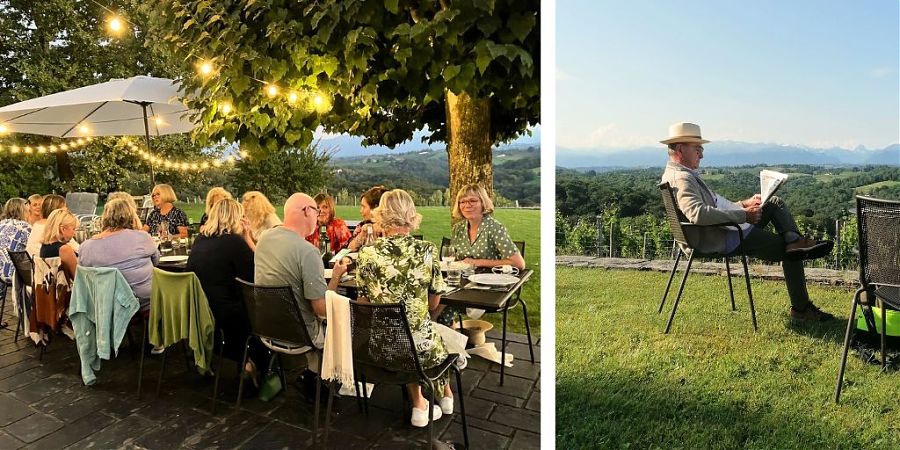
[119,137,246,171]
[107,16,124,35]
[0,137,92,155]
[220,102,232,114]
[78,124,90,134]
[287,92,298,104]
[0,124,7,134]
[154,116,165,126]
[198,60,215,77]
[265,84,279,98]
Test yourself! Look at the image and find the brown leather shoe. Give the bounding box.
[785,237,834,260]
[790,305,836,322]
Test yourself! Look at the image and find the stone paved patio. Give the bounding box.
[0,307,540,449]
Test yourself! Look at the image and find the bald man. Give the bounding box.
[255,193,347,389]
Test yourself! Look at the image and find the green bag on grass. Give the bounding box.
[257,356,283,402]
[857,305,900,337]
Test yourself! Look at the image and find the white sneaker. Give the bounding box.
[150,345,165,355]
[439,396,454,415]
[410,403,442,428]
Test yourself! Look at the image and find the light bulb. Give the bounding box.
[221,102,232,114]
[265,84,278,98]
[198,61,214,77]
[0,124,7,134]
[78,124,89,134]
[154,117,164,126]
[288,92,298,104]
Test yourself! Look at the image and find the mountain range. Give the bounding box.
[319,127,541,159]
[558,141,899,169]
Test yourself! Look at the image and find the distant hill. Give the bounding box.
[329,145,540,206]
[558,141,899,169]
[320,126,541,159]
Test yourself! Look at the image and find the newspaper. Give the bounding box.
[760,169,788,204]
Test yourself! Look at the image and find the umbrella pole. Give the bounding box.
[140,103,156,189]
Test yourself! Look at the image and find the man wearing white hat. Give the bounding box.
[660,122,835,322]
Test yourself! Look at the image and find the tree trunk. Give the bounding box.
[445,90,492,209]
[55,151,74,183]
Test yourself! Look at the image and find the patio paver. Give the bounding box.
[0,307,540,449]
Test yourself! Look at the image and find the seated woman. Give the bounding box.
[0,198,32,310]
[199,187,233,226]
[26,194,43,225]
[142,184,189,239]
[34,209,79,339]
[79,198,159,311]
[26,194,74,257]
[186,198,262,384]
[451,183,525,269]
[241,191,281,244]
[305,193,351,253]
[106,192,142,228]
[355,189,456,427]
[346,185,387,251]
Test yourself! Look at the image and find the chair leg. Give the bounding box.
[834,288,863,403]
[457,311,465,329]
[500,307,508,386]
[724,257,736,311]
[211,330,225,414]
[880,299,887,372]
[235,336,252,409]
[361,373,370,415]
[156,347,169,398]
[741,255,757,331]
[353,368,364,414]
[137,318,147,398]
[313,372,322,448]
[664,252,695,333]
[521,299,535,364]
[428,382,436,448]
[323,380,336,449]
[452,366,469,450]
[658,250,683,313]
[0,283,8,329]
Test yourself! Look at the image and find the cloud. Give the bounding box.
[869,67,893,78]
[556,68,575,82]
[558,122,657,149]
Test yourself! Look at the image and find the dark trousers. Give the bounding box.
[730,196,812,309]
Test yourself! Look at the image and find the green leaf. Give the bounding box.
[443,64,461,81]
[254,113,271,130]
[508,13,536,43]
[285,130,301,145]
[384,0,400,15]
[231,77,250,96]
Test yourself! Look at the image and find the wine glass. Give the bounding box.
[442,245,456,263]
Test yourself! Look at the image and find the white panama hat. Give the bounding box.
[660,122,710,145]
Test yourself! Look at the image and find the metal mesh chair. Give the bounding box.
[441,236,535,385]
[657,182,757,333]
[236,278,326,447]
[349,300,469,449]
[834,196,900,403]
[7,251,34,343]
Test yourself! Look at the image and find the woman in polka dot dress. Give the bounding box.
[437,183,525,324]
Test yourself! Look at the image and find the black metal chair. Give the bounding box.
[347,300,469,449]
[440,237,535,385]
[834,196,900,403]
[137,269,227,415]
[657,182,757,333]
[7,250,34,343]
[236,278,327,447]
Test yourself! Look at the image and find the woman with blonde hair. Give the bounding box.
[106,192,141,228]
[142,184,189,238]
[26,194,43,225]
[305,193,351,253]
[26,194,73,257]
[186,198,262,383]
[355,189,456,427]
[241,191,282,243]
[450,183,524,270]
[79,199,159,310]
[0,198,32,309]
[200,187,233,226]
[32,209,78,340]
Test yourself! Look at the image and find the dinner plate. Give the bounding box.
[467,273,519,286]
[159,255,188,263]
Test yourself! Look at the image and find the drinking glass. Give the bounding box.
[446,267,462,286]
[442,245,456,263]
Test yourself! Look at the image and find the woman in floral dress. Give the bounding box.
[355,189,456,428]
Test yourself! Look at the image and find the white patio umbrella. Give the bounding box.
[0,75,196,186]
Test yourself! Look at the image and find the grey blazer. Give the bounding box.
[660,161,747,254]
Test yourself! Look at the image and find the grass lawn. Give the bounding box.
[173,203,540,335]
[557,267,899,449]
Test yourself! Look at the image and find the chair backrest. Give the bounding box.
[412,234,424,241]
[658,182,691,248]
[236,278,315,347]
[7,250,34,288]
[349,300,424,377]
[514,240,525,258]
[65,192,99,216]
[856,196,900,288]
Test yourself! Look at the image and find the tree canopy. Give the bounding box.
[149,0,540,154]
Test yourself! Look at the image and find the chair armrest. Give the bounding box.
[681,221,743,231]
